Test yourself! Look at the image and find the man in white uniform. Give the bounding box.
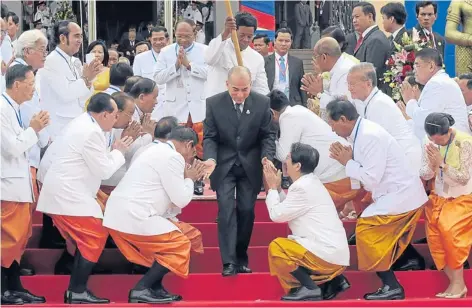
[1,65,49,305]
[104,127,205,303]
[265,142,350,301]
[327,99,428,300]
[133,26,169,120]
[402,48,469,140]
[349,63,421,174]
[37,93,132,304]
[205,12,269,98]
[38,20,102,140]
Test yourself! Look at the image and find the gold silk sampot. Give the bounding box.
[445,0,472,75]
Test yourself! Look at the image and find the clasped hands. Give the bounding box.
[425,143,442,171]
[329,142,353,166]
[175,46,190,70]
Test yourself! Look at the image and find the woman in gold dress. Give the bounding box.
[445,0,472,75]
[85,40,110,108]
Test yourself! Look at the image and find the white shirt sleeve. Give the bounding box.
[265,187,310,223]
[160,154,195,208]
[1,106,38,158]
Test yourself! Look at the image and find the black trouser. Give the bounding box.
[294,25,311,49]
[216,164,258,266]
[204,21,214,45]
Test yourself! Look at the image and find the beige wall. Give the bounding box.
[368,0,404,33]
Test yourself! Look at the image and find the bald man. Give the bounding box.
[203,66,276,276]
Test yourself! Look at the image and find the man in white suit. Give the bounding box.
[155,19,208,194]
[264,142,350,302]
[104,127,206,304]
[38,20,101,140]
[327,99,428,301]
[205,12,269,98]
[1,65,49,305]
[37,93,132,304]
[402,48,469,140]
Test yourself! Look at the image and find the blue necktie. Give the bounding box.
[279,57,286,83]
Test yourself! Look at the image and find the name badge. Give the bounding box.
[435,177,449,195]
[350,179,361,190]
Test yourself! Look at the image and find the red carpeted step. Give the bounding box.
[23,244,466,274]
[20,271,472,303]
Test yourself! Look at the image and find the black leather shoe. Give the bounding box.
[364,285,405,300]
[194,181,204,195]
[282,177,291,189]
[1,291,24,305]
[281,286,322,301]
[19,266,35,276]
[237,265,252,274]
[347,233,356,245]
[222,264,237,277]
[129,288,175,304]
[154,288,182,301]
[64,290,110,304]
[323,274,351,300]
[393,258,425,271]
[11,290,45,304]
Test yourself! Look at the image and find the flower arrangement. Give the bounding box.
[53,0,77,23]
[383,28,432,101]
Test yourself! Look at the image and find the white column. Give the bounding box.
[87,0,97,42]
[164,0,174,42]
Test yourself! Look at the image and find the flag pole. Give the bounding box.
[224,0,243,66]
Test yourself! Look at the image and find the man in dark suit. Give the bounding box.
[265,28,307,106]
[351,2,391,88]
[380,2,407,50]
[294,0,313,49]
[119,25,143,64]
[203,66,276,276]
[410,1,445,59]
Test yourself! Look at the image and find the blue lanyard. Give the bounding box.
[151,50,157,62]
[175,43,195,57]
[109,85,120,93]
[352,119,362,160]
[87,112,95,123]
[108,132,114,147]
[364,90,379,117]
[439,133,453,179]
[55,48,77,78]
[3,94,23,128]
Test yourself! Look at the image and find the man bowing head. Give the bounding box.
[203,66,276,276]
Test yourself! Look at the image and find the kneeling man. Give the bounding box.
[103,127,206,303]
[265,142,350,301]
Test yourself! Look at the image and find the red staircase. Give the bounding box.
[22,191,472,307]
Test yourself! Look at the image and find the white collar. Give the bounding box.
[349,117,362,140]
[232,100,244,108]
[362,87,379,104]
[13,58,28,66]
[2,92,20,109]
[329,56,344,76]
[392,26,405,40]
[362,25,377,38]
[275,52,288,62]
[56,46,72,60]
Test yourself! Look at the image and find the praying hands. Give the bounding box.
[263,164,282,191]
[329,142,353,166]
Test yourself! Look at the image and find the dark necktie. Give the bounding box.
[235,104,242,120]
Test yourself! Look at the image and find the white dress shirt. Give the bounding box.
[276,105,347,183]
[356,88,422,174]
[37,113,125,218]
[133,49,166,120]
[406,70,470,140]
[273,52,290,98]
[266,173,350,266]
[38,47,94,140]
[1,93,38,202]
[345,118,428,218]
[11,58,50,169]
[154,42,208,123]
[103,141,194,236]
[1,35,14,69]
[204,34,269,98]
[319,55,356,109]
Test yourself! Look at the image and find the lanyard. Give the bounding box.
[109,85,120,93]
[3,94,23,128]
[175,43,195,57]
[275,56,288,78]
[151,50,158,62]
[55,49,78,79]
[439,133,453,179]
[352,119,362,161]
[87,112,95,123]
[153,140,173,149]
[108,132,114,148]
[364,89,379,117]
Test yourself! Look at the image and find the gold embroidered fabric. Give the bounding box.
[444,140,472,185]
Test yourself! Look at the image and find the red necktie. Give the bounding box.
[355,34,363,52]
[429,33,436,48]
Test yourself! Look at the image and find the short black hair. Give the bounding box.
[111,92,133,111]
[416,48,443,67]
[168,126,198,146]
[424,113,455,136]
[6,12,19,24]
[151,26,169,38]
[53,20,71,45]
[124,76,143,93]
[128,78,157,98]
[87,93,115,113]
[86,40,109,66]
[275,28,292,40]
[110,63,134,87]
[235,12,258,31]
[380,2,407,25]
[5,64,34,89]
[135,41,150,51]
[416,1,437,15]
[128,24,137,31]
[1,3,9,19]
[354,2,376,21]
[326,98,360,121]
[154,116,179,139]
[290,142,320,174]
[268,89,290,112]
[321,26,347,52]
[252,34,270,45]
[458,73,472,90]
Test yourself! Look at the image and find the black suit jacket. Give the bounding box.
[203,91,276,191]
[345,32,357,55]
[264,53,308,106]
[392,27,407,46]
[408,24,445,59]
[353,26,391,86]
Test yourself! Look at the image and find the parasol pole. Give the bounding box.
[224,0,243,66]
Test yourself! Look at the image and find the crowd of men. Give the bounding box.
[1,0,471,305]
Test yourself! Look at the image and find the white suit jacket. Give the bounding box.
[319,55,356,109]
[103,141,194,235]
[1,93,38,202]
[266,173,350,266]
[154,42,208,123]
[406,70,470,140]
[346,118,428,218]
[204,34,269,98]
[38,47,94,140]
[37,113,125,218]
[133,49,166,120]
